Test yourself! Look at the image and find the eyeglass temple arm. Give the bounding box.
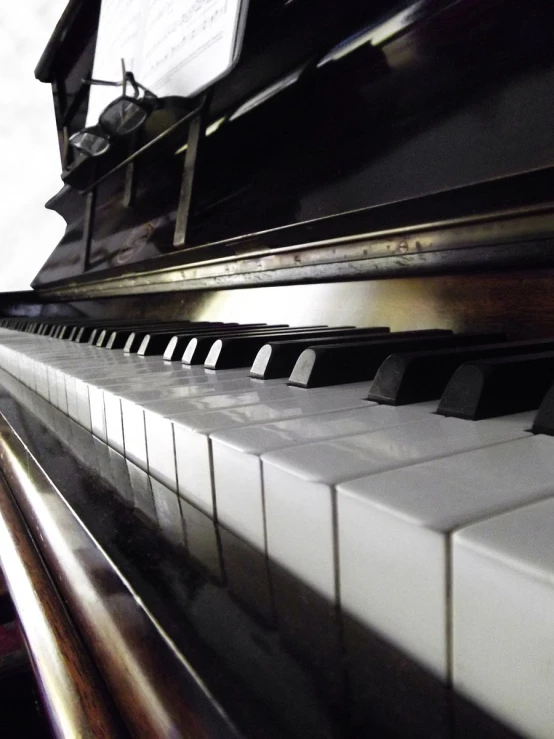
[61,77,123,128]
[85,78,122,87]
[124,72,156,99]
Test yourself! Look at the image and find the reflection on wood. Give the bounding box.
[0,469,123,738]
[0,416,238,739]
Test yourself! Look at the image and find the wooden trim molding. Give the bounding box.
[0,415,234,738]
[0,474,123,738]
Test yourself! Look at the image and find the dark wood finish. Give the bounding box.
[4,269,554,342]
[0,416,237,739]
[31,0,554,288]
[0,568,7,600]
[0,469,123,738]
[82,189,97,272]
[173,102,209,248]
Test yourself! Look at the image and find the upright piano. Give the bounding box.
[1,0,554,736]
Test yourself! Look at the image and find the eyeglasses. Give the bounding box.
[69,64,157,158]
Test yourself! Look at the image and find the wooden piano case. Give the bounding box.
[2,0,554,735]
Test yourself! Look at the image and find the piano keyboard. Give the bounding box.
[2,316,554,737]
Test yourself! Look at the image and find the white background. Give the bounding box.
[0,0,68,291]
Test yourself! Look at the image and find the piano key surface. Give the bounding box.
[211,401,437,551]
[453,497,554,738]
[337,429,554,680]
[2,319,554,739]
[146,382,374,506]
[261,412,533,603]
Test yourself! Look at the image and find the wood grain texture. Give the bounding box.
[0,473,123,738]
[0,417,237,739]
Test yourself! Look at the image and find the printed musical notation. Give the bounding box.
[86,0,247,126]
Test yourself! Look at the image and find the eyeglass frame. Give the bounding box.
[68,64,158,159]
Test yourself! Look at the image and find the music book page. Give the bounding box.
[86,0,248,125]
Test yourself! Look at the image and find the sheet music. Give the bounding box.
[86,0,247,126]
[85,0,142,125]
[139,0,244,98]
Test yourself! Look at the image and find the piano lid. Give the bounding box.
[32,0,554,296]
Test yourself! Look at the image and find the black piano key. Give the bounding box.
[183,326,328,365]
[122,322,225,353]
[104,322,212,351]
[365,336,554,405]
[286,331,508,388]
[128,321,280,354]
[92,321,156,346]
[83,326,133,345]
[96,329,115,347]
[71,326,99,343]
[128,322,275,354]
[250,327,392,379]
[163,324,270,361]
[63,324,92,339]
[77,327,96,342]
[133,323,249,355]
[89,328,102,345]
[203,327,356,369]
[139,323,270,357]
[531,381,554,435]
[437,352,554,420]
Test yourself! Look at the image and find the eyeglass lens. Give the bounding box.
[100,99,149,136]
[69,130,110,157]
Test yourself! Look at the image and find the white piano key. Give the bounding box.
[106,375,270,452]
[338,428,553,681]
[453,496,554,738]
[107,446,134,506]
[150,478,186,550]
[76,381,93,431]
[89,384,107,440]
[219,526,275,625]
[118,376,328,480]
[66,375,80,422]
[118,372,258,466]
[104,391,125,453]
[47,366,58,405]
[143,410,179,490]
[166,383,371,516]
[211,402,436,551]
[35,362,49,399]
[179,496,223,582]
[127,460,157,525]
[262,412,533,609]
[146,383,374,497]
[57,370,69,414]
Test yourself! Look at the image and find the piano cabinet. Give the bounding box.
[4,0,554,735]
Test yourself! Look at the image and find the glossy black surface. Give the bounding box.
[0,367,522,738]
[32,0,554,289]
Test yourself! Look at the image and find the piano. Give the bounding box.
[1,0,554,736]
